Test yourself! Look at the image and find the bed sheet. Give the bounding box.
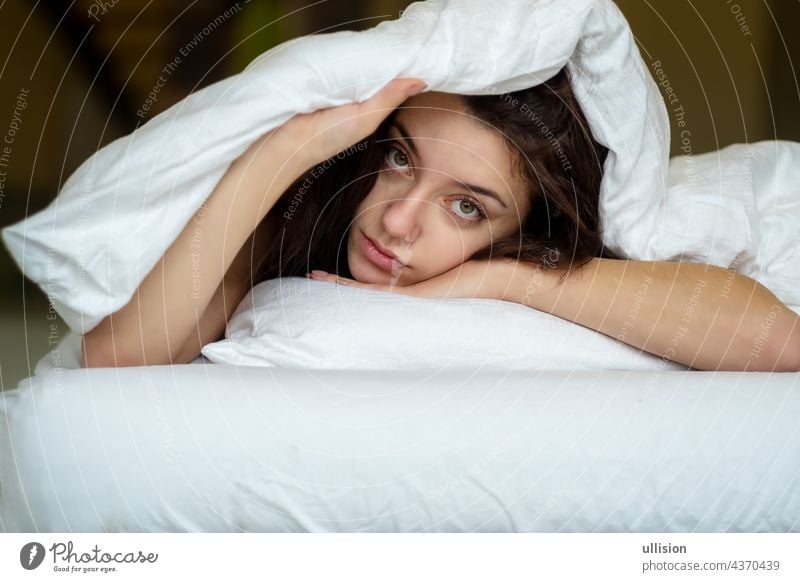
[1,333,798,532]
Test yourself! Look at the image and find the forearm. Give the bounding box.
[501,258,800,371]
[170,219,269,364]
[81,131,304,367]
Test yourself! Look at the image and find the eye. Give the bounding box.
[383,142,488,227]
[384,145,411,173]
[449,195,487,226]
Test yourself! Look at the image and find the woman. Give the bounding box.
[80,73,800,371]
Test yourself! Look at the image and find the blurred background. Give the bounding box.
[1,0,799,390]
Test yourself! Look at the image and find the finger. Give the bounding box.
[309,271,357,287]
[359,78,427,122]
[308,270,334,281]
[396,77,428,98]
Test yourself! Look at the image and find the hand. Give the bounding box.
[276,77,427,169]
[307,259,515,301]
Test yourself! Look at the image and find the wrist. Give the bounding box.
[244,126,315,181]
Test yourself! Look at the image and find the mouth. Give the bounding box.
[360,231,406,271]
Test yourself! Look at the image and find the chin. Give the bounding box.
[352,260,394,285]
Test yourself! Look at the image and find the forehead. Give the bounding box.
[391,92,530,215]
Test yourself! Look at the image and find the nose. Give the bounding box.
[381,188,425,244]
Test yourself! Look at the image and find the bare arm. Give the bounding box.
[170,213,278,364]
[500,258,800,371]
[80,76,425,367]
[81,131,305,367]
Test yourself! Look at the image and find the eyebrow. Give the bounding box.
[388,120,509,210]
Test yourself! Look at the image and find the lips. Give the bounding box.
[360,231,406,271]
[371,237,403,263]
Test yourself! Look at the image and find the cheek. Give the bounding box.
[413,230,488,274]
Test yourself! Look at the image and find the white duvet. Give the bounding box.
[5,0,800,336]
[1,334,799,533]
[2,0,800,534]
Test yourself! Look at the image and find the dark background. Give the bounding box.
[1,0,798,389]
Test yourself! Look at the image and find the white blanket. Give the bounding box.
[2,0,669,335]
[3,0,800,336]
[2,339,799,532]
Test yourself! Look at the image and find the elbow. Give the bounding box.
[80,326,141,369]
[740,312,800,372]
[80,342,143,368]
[769,317,800,373]
[80,335,124,368]
[773,353,800,373]
[80,328,106,368]
[79,341,95,368]
[80,327,191,368]
[777,329,800,373]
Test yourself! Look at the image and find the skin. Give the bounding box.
[79,65,796,372]
[311,90,800,371]
[346,91,532,287]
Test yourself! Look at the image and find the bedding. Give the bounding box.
[4,1,800,339]
[1,333,798,533]
[2,0,671,335]
[2,0,800,535]
[200,277,688,371]
[664,140,800,314]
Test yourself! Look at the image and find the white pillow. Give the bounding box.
[201,277,688,371]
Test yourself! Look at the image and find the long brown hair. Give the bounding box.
[254,67,618,285]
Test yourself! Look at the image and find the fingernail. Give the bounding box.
[311,270,328,276]
[405,81,427,97]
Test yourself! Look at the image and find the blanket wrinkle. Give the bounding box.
[5,0,799,333]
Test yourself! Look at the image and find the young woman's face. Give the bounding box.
[347,91,532,286]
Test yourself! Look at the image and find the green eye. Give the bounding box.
[449,195,487,226]
[390,148,409,168]
[458,199,476,214]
